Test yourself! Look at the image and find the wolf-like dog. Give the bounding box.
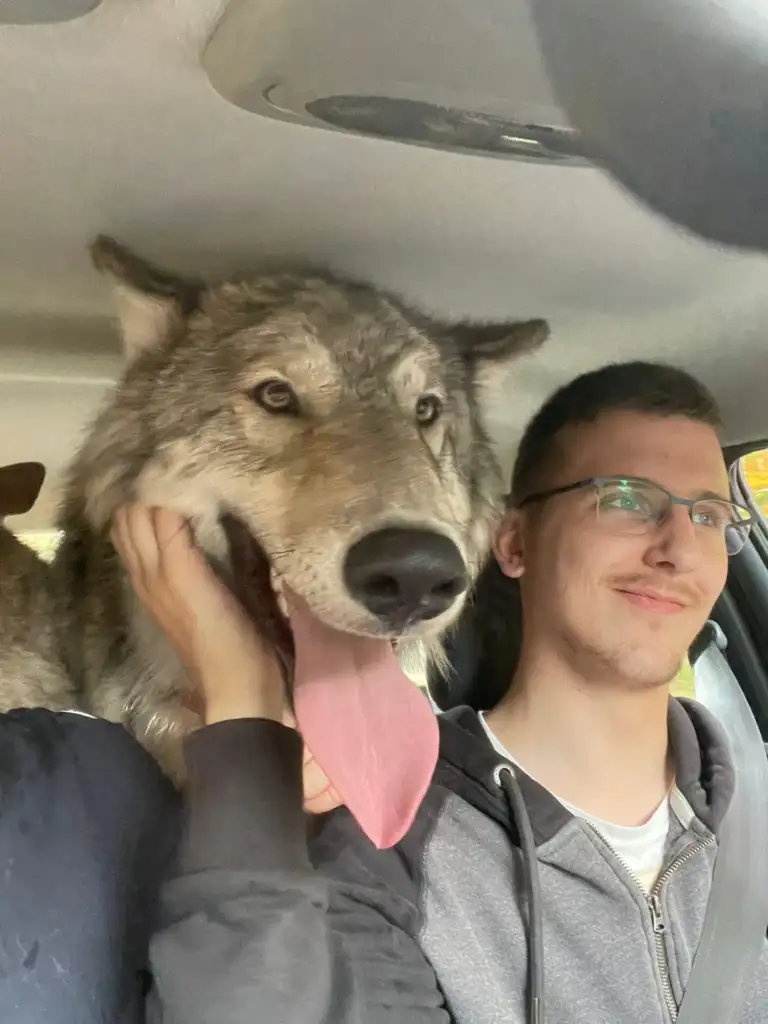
[0,462,73,710]
[45,236,549,785]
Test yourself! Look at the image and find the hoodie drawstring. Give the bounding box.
[494,763,545,1024]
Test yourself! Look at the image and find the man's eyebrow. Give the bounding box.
[694,488,732,503]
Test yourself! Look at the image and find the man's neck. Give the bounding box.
[484,648,673,827]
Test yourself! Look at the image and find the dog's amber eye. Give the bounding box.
[251,379,300,415]
[415,394,442,427]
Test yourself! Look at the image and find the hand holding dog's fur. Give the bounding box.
[111,504,284,724]
[111,503,343,814]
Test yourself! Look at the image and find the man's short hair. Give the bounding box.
[509,361,722,505]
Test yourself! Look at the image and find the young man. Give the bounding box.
[117,361,768,1023]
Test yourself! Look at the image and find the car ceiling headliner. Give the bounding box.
[1,0,767,530]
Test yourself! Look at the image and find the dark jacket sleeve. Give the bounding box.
[0,708,179,1024]
[147,719,450,1024]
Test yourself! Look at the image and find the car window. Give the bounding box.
[740,448,768,520]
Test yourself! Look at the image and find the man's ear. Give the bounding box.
[0,462,46,518]
[90,235,204,363]
[493,508,526,580]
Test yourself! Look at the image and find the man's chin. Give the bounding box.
[616,649,689,692]
[584,633,688,691]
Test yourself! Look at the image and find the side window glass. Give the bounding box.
[741,448,768,521]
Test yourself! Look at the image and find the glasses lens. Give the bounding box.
[726,527,742,555]
[692,499,752,555]
[595,479,666,529]
[724,519,752,555]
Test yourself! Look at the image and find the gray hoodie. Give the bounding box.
[148,700,768,1023]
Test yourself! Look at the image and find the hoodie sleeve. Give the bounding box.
[147,718,450,1024]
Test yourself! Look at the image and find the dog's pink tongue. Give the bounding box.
[285,589,439,849]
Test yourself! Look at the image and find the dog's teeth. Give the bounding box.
[270,570,289,618]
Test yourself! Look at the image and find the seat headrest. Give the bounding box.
[428,559,523,713]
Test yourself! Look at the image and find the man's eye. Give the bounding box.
[692,503,729,529]
[600,489,648,514]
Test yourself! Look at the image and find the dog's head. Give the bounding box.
[78,237,548,659]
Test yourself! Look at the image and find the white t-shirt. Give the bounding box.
[478,711,690,891]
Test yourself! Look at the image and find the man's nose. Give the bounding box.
[646,504,699,571]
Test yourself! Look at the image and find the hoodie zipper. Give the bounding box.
[585,822,715,1022]
[646,834,716,1021]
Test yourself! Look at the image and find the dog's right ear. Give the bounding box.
[0,462,46,518]
[90,236,204,362]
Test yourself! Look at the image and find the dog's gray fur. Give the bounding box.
[22,237,549,780]
[0,464,74,710]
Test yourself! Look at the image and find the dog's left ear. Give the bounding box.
[450,318,551,366]
[90,235,205,363]
[448,317,551,395]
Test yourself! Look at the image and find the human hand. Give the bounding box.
[111,504,342,814]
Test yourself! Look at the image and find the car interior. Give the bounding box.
[1,2,768,1020]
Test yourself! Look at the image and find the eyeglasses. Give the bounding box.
[514,476,753,556]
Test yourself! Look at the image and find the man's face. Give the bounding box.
[495,410,731,688]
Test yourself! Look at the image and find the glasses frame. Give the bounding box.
[508,475,754,555]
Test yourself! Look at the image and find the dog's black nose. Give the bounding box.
[343,527,468,625]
